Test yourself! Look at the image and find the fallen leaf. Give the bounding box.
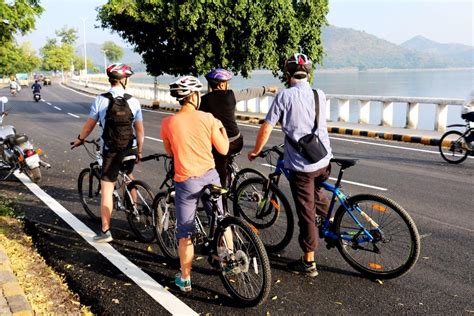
[112,298,120,304]
[375,279,383,285]
[65,264,73,269]
[271,296,278,301]
[195,256,203,261]
[422,257,430,259]
[124,283,132,286]
[335,302,343,305]
[147,245,153,252]
[275,279,281,284]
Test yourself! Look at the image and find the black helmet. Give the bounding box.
[284,53,312,79]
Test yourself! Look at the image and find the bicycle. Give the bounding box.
[438,120,473,164]
[75,139,156,242]
[152,182,271,306]
[234,144,421,279]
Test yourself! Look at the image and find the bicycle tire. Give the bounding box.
[333,194,420,279]
[230,168,266,195]
[77,167,102,222]
[125,180,156,243]
[438,130,469,164]
[214,216,271,307]
[233,177,294,253]
[153,191,180,264]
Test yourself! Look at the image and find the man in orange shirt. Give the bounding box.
[160,76,229,292]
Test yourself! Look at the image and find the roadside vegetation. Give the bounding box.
[0,197,91,315]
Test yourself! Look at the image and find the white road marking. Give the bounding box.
[67,113,80,118]
[145,136,163,142]
[142,109,173,116]
[14,171,198,315]
[59,82,96,98]
[260,163,387,191]
[47,102,52,105]
[54,106,62,111]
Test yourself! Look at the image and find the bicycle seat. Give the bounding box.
[122,155,136,163]
[331,158,358,169]
[204,184,228,196]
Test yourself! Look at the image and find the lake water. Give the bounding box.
[133,69,474,130]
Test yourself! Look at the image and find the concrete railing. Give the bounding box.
[325,94,465,132]
[71,77,464,132]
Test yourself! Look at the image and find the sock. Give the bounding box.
[102,229,110,234]
[181,277,190,282]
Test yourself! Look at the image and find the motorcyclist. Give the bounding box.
[31,80,42,94]
[9,79,20,96]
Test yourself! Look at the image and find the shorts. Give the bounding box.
[174,169,222,239]
[101,147,137,182]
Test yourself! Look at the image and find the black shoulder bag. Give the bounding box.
[285,89,328,163]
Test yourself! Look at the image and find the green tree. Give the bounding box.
[73,55,96,72]
[98,0,329,80]
[102,41,124,63]
[40,38,75,71]
[55,26,78,45]
[0,0,43,75]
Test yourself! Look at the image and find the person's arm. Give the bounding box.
[211,119,229,155]
[247,122,273,160]
[71,118,97,148]
[163,139,173,157]
[160,118,173,157]
[234,86,279,102]
[134,120,144,162]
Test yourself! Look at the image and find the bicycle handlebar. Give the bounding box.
[258,144,284,158]
[141,153,172,162]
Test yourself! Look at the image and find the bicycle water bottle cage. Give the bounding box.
[331,158,358,170]
[204,184,228,197]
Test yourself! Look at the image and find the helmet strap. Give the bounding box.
[120,78,128,89]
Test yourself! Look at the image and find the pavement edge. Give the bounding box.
[0,246,33,316]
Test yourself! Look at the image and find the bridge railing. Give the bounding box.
[71,77,465,132]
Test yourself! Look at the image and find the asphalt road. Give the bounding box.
[0,84,473,315]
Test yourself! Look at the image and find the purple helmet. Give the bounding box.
[205,68,233,82]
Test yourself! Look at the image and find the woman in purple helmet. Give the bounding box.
[200,68,278,186]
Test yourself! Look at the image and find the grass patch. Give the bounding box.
[0,198,16,217]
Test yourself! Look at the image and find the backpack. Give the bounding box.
[101,92,134,152]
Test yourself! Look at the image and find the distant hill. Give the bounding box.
[321,26,473,70]
[76,43,145,72]
[76,27,473,73]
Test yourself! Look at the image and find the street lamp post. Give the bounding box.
[80,17,88,87]
[101,50,108,75]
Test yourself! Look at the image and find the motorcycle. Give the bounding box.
[0,97,50,183]
[33,93,41,102]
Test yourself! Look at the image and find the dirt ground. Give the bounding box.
[0,197,91,315]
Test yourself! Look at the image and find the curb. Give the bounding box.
[63,82,443,147]
[0,247,33,316]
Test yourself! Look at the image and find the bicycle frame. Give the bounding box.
[258,148,378,245]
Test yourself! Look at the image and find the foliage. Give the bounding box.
[0,0,43,75]
[40,38,75,71]
[0,0,43,43]
[98,0,329,80]
[102,41,124,63]
[55,26,78,45]
[73,55,97,73]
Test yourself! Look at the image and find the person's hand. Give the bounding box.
[247,149,260,161]
[136,153,142,164]
[267,86,279,94]
[70,138,84,150]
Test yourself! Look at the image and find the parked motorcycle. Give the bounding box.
[33,93,41,102]
[0,97,50,183]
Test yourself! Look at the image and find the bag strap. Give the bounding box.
[311,89,319,134]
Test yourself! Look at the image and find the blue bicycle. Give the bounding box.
[234,144,421,279]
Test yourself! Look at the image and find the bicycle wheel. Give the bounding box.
[233,177,294,253]
[77,167,101,221]
[333,194,420,279]
[214,216,271,307]
[153,191,180,264]
[439,130,469,164]
[125,180,156,243]
[230,168,266,196]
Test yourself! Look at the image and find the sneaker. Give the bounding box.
[287,257,319,277]
[93,230,113,243]
[175,273,192,292]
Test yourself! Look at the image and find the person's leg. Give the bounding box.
[212,148,228,187]
[100,180,115,232]
[314,164,332,219]
[174,177,201,287]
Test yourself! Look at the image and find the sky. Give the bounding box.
[17,0,474,51]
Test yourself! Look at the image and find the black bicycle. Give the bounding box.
[76,139,156,242]
[143,156,272,306]
[438,120,473,164]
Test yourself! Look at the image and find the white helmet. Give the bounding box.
[169,76,203,101]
